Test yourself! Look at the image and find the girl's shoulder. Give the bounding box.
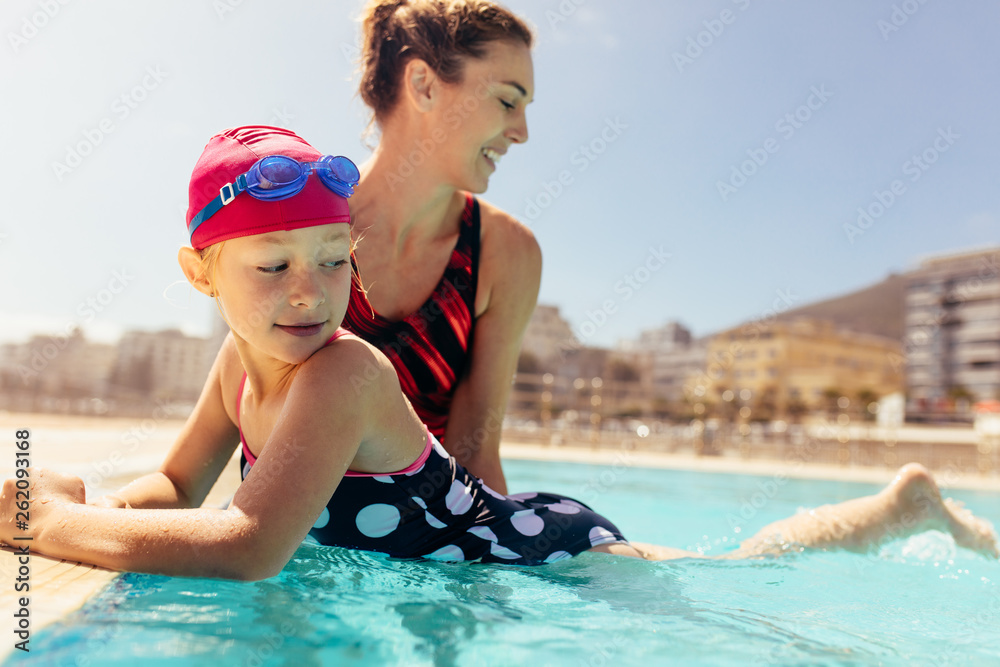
[297,332,402,399]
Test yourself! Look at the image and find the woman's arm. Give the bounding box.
[443,206,541,494]
[90,334,243,510]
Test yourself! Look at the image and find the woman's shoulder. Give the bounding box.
[474,196,540,257]
[474,197,541,277]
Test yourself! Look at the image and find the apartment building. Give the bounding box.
[109,329,214,401]
[701,318,903,418]
[519,304,578,364]
[904,246,1000,417]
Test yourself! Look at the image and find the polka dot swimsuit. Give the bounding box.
[237,365,627,564]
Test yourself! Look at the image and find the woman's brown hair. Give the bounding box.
[358,0,533,124]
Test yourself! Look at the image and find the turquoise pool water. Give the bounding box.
[10,459,1000,666]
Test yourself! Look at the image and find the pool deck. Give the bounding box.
[1,411,998,659]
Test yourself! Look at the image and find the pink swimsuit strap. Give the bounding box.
[236,328,432,476]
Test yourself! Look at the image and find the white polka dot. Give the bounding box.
[559,499,587,509]
[508,492,538,501]
[424,511,447,529]
[405,464,425,477]
[313,507,330,530]
[411,496,427,509]
[589,526,617,547]
[545,551,573,563]
[445,480,474,515]
[479,482,507,501]
[547,502,582,515]
[356,504,401,538]
[432,439,449,458]
[489,543,522,560]
[372,475,394,484]
[510,509,544,536]
[425,544,465,561]
[468,526,499,543]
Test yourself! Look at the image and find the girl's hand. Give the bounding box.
[1,468,86,547]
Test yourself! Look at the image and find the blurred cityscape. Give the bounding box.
[2,245,999,472]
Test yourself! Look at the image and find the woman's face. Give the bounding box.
[213,224,353,365]
[432,40,534,193]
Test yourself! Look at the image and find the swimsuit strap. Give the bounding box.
[342,430,433,478]
[236,372,254,465]
[341,193,480,439]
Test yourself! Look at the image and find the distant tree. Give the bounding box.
[947,385,976,413]
[821,387,842,417]
[785,397,809,423]
[517,352,540,374]
[608,359,640,382]
[754,385,778,422]
[856,388,879,421]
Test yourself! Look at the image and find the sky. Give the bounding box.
[1,0,998,349]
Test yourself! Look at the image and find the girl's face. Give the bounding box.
[433,40,534,193]
[213,224,353,365]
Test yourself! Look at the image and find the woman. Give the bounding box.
[343,0,539,493]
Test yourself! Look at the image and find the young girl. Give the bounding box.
[1,126,995,581]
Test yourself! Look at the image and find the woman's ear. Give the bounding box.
[401,58,439,113]
[178,246,214,296]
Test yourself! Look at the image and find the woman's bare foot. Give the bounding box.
[727,463,999,559]
[942,498,999,557]
[853,463,998,558]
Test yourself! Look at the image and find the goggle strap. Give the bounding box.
[187,175,249,238]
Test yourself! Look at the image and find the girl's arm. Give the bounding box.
[3,340,392,580]
[443,206,542,494]
[91,335,243,510]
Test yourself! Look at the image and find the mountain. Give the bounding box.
[774,273,907,341]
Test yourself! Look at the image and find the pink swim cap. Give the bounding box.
[186,126,352,251]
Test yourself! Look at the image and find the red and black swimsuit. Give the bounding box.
[343,193,480,440]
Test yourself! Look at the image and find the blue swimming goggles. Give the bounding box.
[187,154,360,238]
